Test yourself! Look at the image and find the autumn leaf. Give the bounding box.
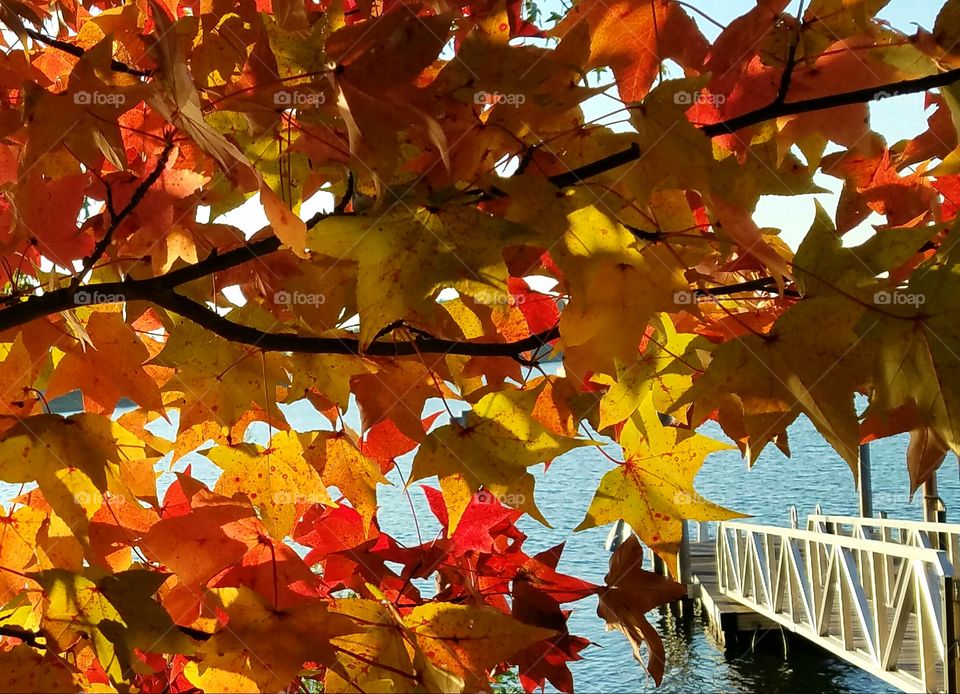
[2,0,960,689]
[184,587,348,692]
[304,430,386,531]
[403,603,555,690]
[861,227,960,460]
[0,335,42,426]
[0,414,129,543]
[679,204,941,469]
[209,430,334,539]
[0,645,88,693]
[139,483,261,608]
[326,597,464,693]
[411,388,588,529]
[551,0,707,103]
[153,318,289,432]
[308,206,532,346]
[260,182,307,257]
[597,536,687,685]
[577,404,742,569]
[46,311,164,414]
[32,568,192,684]
[0,505,44,604]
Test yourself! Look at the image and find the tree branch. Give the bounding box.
[547,142,642,188]
[25,28,152,78]
[153,289,561,357]
[702,68,960,137]
[0,61,951,356]
[0,267,560,358]
[699,277,800,298]
[550,68,960,186]
[76,139,175,285]
[0,624,46,648]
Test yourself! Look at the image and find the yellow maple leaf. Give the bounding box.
[0,414,128,543]
[46,311,164,415]
[578,404,742,569]
[304,430,386,532]
[210,431,334,539]
[0,645,88,692]
[410,388,588,529]
[404,603,555,691]
[308,206,532,346]
[33,568,191,684]
[184,587,349,692]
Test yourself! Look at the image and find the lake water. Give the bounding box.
[7,393,958,692]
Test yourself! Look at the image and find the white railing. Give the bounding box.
[717,521,959,693]
[809,514,960,574]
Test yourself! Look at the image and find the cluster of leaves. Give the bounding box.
[0,0,959,690]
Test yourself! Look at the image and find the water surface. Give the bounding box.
[7,394,956,692]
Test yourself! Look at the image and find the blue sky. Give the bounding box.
[217,1,945,253]
[569,0,945,249]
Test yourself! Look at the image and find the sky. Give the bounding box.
[214,1,946,254]
[576,0,944,249]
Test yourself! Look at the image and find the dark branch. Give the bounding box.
[699,277,799,298]
[76,139,175,284]
[773,23,800,107]
[334,171,354,214]
[548,68,960,186]
[149,290,563,358]
[0,624,46,648]
[25,28,152,78]
[1,621,212,647]
[547,142,642,188]
[703,68,960,137]
[156,237,283,288]
[0,268,560,358]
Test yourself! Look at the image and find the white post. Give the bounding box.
[923,474,940,524]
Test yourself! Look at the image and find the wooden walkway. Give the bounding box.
[685,517,960,693]
[689,539,777,647]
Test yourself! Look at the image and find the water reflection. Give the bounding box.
[648,605,896,694]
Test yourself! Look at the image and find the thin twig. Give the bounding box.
[75,139,175,285]
[25,28,152,78]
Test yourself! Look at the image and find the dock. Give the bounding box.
[688,538,777,647]
[679,515,960,693]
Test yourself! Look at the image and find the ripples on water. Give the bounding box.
[7,395,954,693]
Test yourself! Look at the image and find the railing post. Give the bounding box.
[945,575,959,694]
[924,476,941,524]
[679,519,692,585]
[716,526,724,591]
[858,442,873,518]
